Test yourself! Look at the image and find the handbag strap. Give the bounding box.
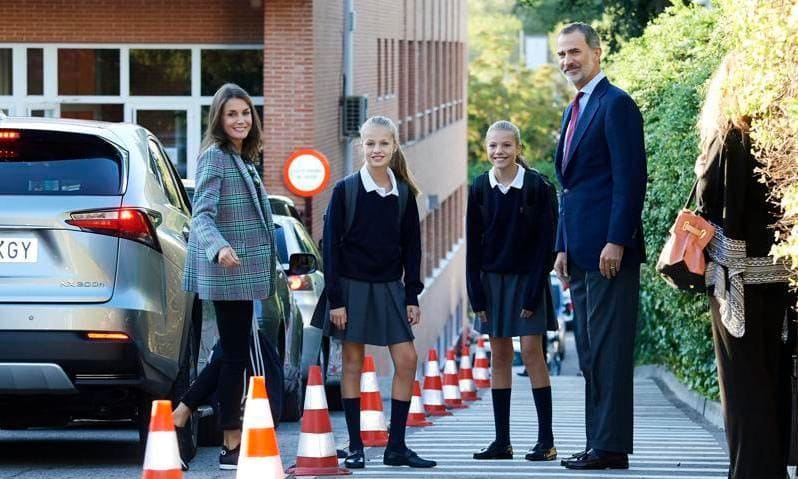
[683,179,699,210]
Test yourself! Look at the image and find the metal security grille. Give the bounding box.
[342,95,367,137]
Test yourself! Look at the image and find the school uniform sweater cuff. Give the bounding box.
[405,291,419,307]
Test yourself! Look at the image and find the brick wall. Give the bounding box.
[0,0,263,43]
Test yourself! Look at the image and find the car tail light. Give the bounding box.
[66,208,161,251]
[0,130,21,141]
[288,274,313,291]
[86,332,130,341]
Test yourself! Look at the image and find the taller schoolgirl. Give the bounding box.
[321,116,436,469]
[467,120,558,462]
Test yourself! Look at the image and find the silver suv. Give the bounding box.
[0,116,200,457]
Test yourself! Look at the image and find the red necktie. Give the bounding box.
[562,91,584,171]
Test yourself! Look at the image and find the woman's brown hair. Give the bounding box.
[201,83,263,163]
[359,116,421,197]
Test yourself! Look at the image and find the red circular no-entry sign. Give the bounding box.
[282,149,331,197]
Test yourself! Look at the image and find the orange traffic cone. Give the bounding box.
[422,349,452,416]
[473,337,491,389]
[287,365,351,476]
[406,380,432,427]
[443,349,468,409]
[458,344,480,401]
[360,355,389,447]
[141,400,183,479]
[237,376,285,479]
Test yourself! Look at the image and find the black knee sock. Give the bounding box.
[343,397,363,451]
[532,386,553,447]
[491,388,511,446]
[387,398,411,452]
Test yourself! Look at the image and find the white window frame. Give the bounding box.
[0,43,264,178]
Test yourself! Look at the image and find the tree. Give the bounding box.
[468,0,570,183]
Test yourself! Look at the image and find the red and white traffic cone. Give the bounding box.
[473,337,491,389]
[458,344,480,401]
[237,376,285,479]
[443,349,468,409]
[406,379,432,427]
[422,349,452,416]
[287,365,351,476]
[141,400,183,479]
[360,355,389,447]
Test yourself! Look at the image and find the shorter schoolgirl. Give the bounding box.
[467,120,558,462]
[320,116,436,469]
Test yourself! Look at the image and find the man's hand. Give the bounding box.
[554,252,569,288]
[407,305,421,326]
[476,311,487,323]
[218,246,241,268]
[330,307,347,329]
[599,242,624,279]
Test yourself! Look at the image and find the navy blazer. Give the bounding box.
[554,77,647,271]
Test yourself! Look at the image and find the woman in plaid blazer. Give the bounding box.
[177,83,276,470]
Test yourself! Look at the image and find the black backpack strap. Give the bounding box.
[397,180,409,227]
[520,168,538,222]
[343,172,360,237]
[475,172,490,227]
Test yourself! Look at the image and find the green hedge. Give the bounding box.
[604,4,724,398]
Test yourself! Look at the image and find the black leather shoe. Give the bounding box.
[563,448,628,470]
[383,448,437,468]
[560,449,588,466]
[525,443,557,461]
[344,449,365,469]
[473,441,513,460]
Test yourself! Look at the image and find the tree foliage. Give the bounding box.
[468,0,570,183]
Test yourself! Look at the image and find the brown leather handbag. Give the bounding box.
[656,181,715,292]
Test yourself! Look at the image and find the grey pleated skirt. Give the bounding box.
[475,272,547,338]
[322,277,415,346]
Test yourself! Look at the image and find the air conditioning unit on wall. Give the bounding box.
[342,96,368,137]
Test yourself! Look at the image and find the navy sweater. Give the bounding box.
[465,173,554,312]
[323,178,423,309]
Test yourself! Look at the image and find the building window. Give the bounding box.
[58,49,120,95]
[27,49,44,96]
[61,104,124,122]
[0,49,12,95]
[201,49,263,96]
[130,49,191,96]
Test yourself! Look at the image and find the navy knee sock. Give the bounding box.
[532,386,554,447]
[491,388,511,446]
[387,399,411,452]
[343,397,363,451]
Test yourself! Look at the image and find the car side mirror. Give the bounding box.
[288,252,317,276]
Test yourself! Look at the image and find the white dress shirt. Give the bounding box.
[488,164,525,195]
[360,165,399,197]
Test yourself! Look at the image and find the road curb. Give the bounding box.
[634,364,724,431]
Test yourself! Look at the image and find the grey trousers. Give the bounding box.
[569,259,640,454]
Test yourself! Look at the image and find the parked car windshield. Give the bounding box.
[0,129,123,195]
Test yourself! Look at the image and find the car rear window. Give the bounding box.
[273,224,289,264]
[0,129,123,195]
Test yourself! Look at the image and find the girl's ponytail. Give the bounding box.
[360,116,422,197]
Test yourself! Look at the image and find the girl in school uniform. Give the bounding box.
[321,115,436,469]
[467,120,558,462]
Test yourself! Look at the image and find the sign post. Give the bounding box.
[283,149,331,235]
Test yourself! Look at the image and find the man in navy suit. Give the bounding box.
[552,23,647,470]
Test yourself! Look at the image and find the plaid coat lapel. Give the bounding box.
[231,153,268,230]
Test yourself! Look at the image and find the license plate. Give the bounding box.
[0,238,38,263]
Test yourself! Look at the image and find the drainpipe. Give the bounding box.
[342,0,355,174]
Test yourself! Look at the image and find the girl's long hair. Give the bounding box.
[486,120,530,169]
[698,53,750,157]
[201,83,263,163]
[359,116,421,197]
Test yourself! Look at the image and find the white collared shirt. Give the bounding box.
[575,70,606,119]
[360,165,399,197]
[488,164,525,194]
